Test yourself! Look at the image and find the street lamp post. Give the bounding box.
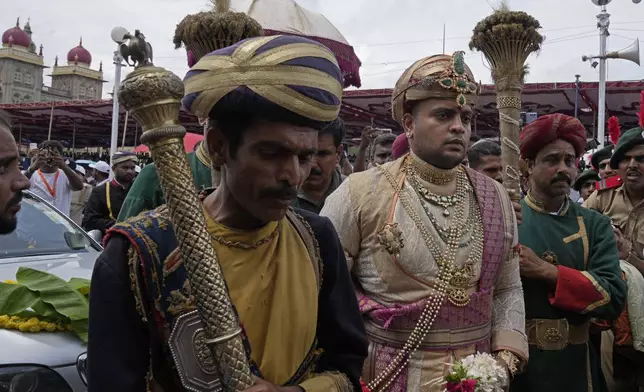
[596,3,610,148]
[585,0,641,148]
[109,26,129,173]
[109,49,124,172]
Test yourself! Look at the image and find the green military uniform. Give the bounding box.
[513,113,627,392]
[511,197,627,392]
[117,143,212,221]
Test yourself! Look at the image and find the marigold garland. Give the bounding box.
[1,279,77,333]
[0,315,73,333]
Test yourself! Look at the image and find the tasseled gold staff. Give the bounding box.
[469,3,544,202]
[117,32,254,391]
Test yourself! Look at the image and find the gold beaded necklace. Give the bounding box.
[370,162,471,392]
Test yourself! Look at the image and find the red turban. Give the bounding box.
[520,114,587,159]
[392,133,410,159]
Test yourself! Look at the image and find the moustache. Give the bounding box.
[627,169,641,176]
[551,174,571,185]
[309,168,323,176]
[260,186,298,200]
[6,192,22,211]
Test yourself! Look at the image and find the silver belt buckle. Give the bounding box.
[168,310,222,392]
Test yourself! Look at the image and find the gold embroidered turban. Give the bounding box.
[391,51,479,124]
[182,35,344,127]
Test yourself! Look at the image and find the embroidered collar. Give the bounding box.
[110,178,127,190]
[525,191,569,216]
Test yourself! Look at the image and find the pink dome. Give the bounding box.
[2,19,30,48]
[67,38,92,65]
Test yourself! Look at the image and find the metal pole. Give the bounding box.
[442,24,446,54]
[110,48,124,171]
[47,103,54,140]
[72,122,76,150]
[121,110,129,147]
[574,75,581,118]
[597,5,610,148]
[18,124,22,146]
[134,123,138,146]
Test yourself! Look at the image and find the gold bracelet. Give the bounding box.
[495,350,520,378]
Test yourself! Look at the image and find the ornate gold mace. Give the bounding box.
[117,32,254,391]
[469,6,544,202]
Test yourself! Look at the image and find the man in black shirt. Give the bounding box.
[294,119,346,214]
[82,152,137,234]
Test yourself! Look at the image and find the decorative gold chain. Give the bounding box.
[211,222,282,250]
[368,163,469,392]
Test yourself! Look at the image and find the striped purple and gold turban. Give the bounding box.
[182,35,344,127]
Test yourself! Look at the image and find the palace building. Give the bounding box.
[0,17,105,104]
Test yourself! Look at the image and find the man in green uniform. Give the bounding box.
[511,113,626,392]
[117,9,264,221]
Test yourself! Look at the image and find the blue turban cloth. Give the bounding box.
[182,35,343,129]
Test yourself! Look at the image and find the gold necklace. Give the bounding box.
[406,164,462,216]
[210,222,281,250]
[370,163,471,392]
[408,154,458,185]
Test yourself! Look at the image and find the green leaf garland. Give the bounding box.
[0,268,90,342]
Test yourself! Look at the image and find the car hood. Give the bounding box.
[0,251,97,282]
[0,252,97,366]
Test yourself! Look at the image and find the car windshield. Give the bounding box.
[0,193,98,259]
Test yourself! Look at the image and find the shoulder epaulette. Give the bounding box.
[595,175,622,192]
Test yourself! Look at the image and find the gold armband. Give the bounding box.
[495,350,520,378]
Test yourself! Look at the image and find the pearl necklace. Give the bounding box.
[371,162,470,392]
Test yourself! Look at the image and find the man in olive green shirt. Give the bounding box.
[117,142,213,221]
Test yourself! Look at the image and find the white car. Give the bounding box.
[0,190,102,392]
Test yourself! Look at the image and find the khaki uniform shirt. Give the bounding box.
[70,184,93,226]
[584,185,644,265]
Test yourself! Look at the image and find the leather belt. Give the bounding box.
[526,318,590,351]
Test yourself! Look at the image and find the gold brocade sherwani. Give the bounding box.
[320,157,528,392]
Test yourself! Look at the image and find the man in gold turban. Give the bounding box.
[321,52,527,392]
[88,35,367,392]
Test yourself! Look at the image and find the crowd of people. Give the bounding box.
[0,12,642,392]
[17,140,143,233]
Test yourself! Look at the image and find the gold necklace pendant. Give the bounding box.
[448,288,471,307]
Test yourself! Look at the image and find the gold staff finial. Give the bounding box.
[117,30,253,392]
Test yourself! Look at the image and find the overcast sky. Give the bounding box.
[4,0,644,98]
